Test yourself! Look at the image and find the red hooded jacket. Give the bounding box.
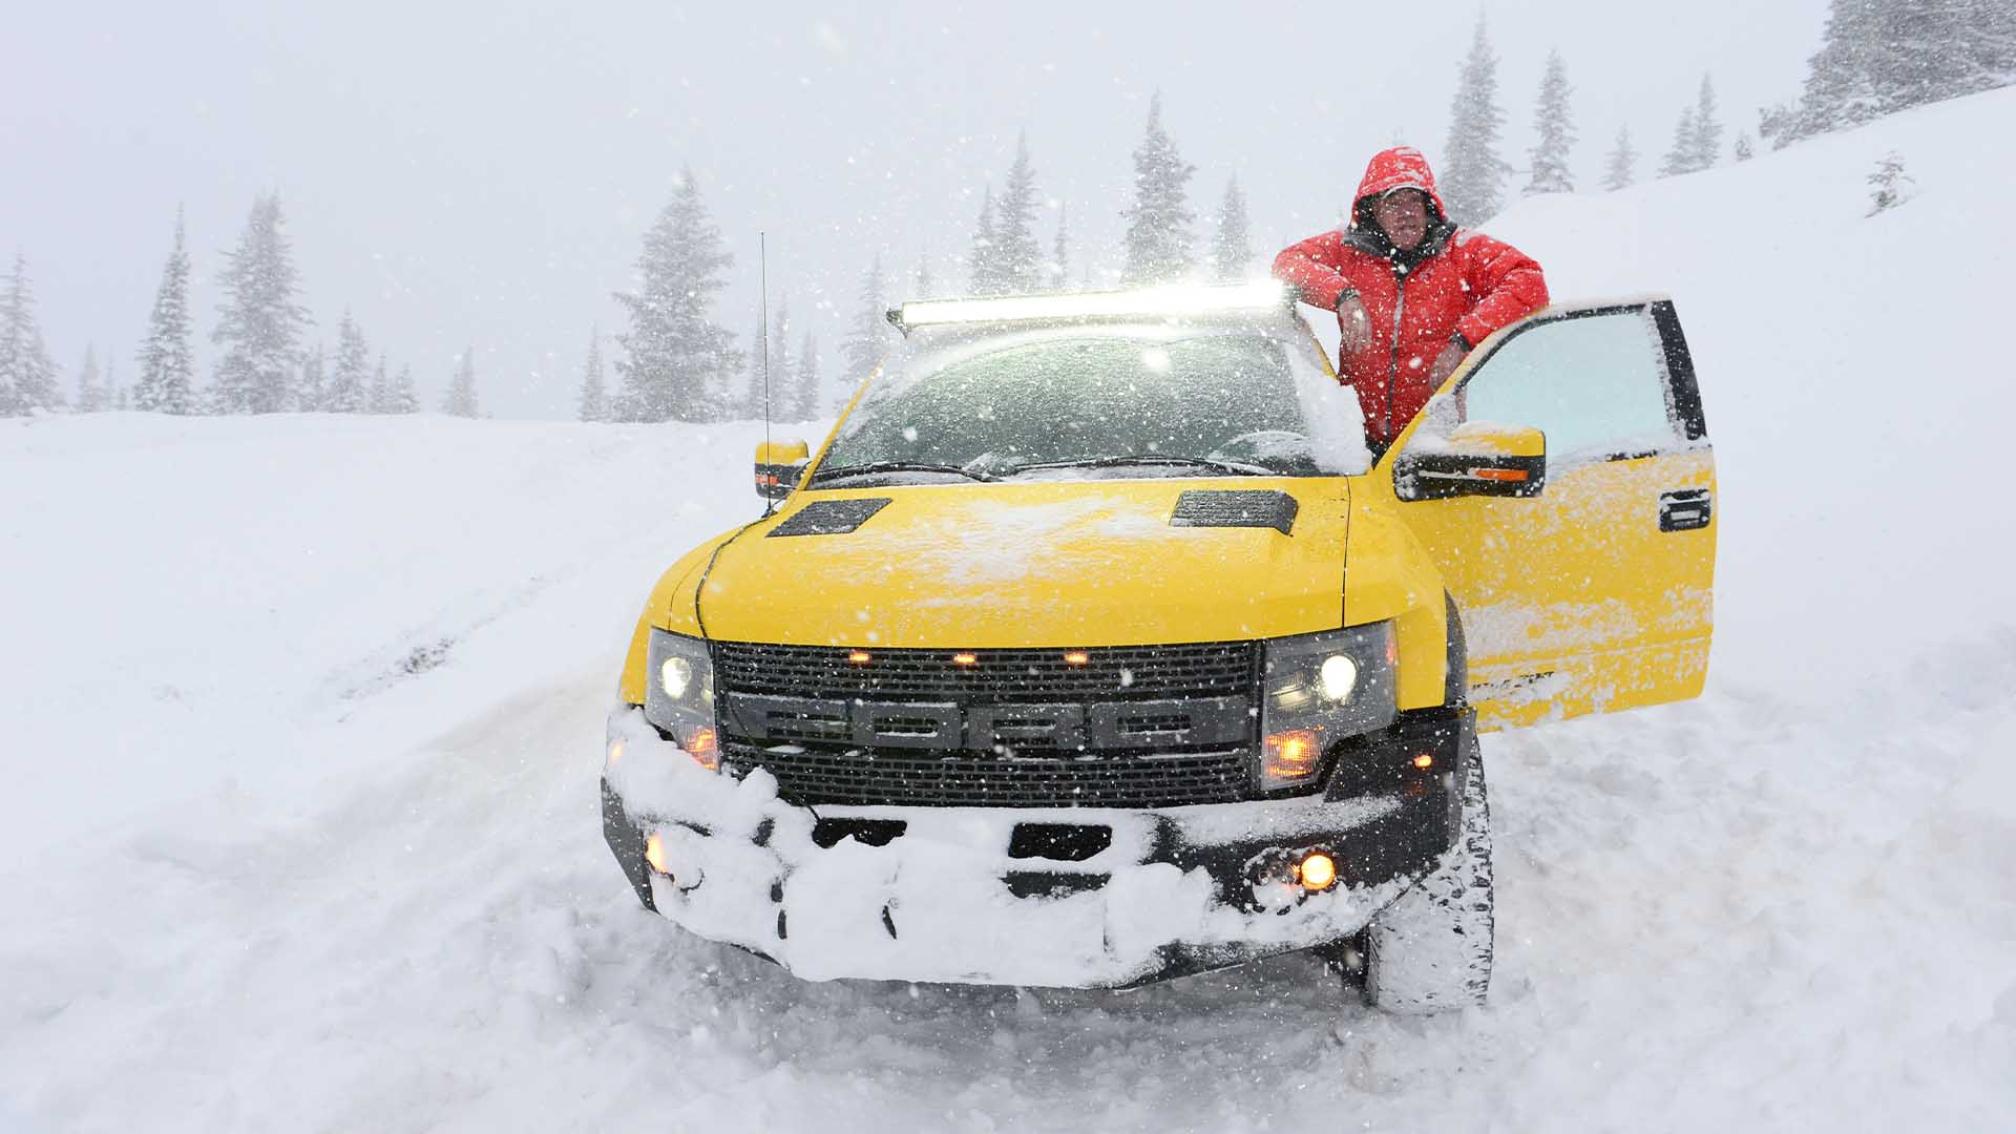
[1272,147,1549,445]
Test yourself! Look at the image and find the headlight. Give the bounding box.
[1259,623,1397,790]
[645,630,719,770]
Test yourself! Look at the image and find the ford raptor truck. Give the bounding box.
[599,282,1716,1013]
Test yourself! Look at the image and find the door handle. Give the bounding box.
[1658,489,1711,532]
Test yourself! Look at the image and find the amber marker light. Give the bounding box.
[607,738,626,767]
[1471,467,1529,482]
[952,652,980,667]
[685,727,720,772]
[1263,729,1323,783]
[1413,753,1436,769]
[1062,650,1090,666]
[847,650,873,665]
[1299,851,1338,892]
[644,833,670,875]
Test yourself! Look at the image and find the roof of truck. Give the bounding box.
[886,280,1295,334]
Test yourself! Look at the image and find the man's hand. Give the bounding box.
[1427,338,1467,386]
[1336,291,1372,354]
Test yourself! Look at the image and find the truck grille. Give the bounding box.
[712,640,1264,808]
[714,640,1257,702]
[721,740,1255,808]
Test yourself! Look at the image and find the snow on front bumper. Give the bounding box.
[600,707,1433,989]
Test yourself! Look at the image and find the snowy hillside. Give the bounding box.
[3,90,2014,1132]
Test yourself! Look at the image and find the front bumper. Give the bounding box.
[600,706,1471,988]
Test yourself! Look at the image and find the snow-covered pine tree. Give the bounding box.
[612,170,739,422]
[211,194,309,414]
[326,313,369,413]
[1965,0,2016,91]
[793,332,820,420]
[1689,75,1724,172]
[0,253,61,416]
[297,345,325,411]
[1601,126,1638,190]
[1209,178,1254,283]
[1524,50,1577,196]
[1659,105,1699,178]
[967,188,1002,296]
[1050,205,1071,291]
[74,346,107,412]
[1867,151,1914,214]
[1785,0,1885,145]
[770,297,794,413]
[1441,17,1510,225]
[994,136,1044,293]
[1121,93,1197,285]
[1734,131,1756,161]
[368,354,391,414]
[577,329,609,422]
[388,365,419,414]
[133,211,197,414]
[734,305,768,419]
[106,362,122,411]
[839,258,888,395]
[443,349,478,417]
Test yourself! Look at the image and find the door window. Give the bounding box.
[1430,308,1682,464]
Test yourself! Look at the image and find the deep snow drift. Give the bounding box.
[3,90,2015,1132]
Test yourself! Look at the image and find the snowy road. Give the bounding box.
[5,91,2016,1132]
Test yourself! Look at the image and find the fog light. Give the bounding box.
[683,727,719,772]
[1262,729,1323,785]
[1298,851,1338,892]
[1318,654,1358,701]
[644,833,670,875]
[1412,753,1435,770]
[607,738,626,766]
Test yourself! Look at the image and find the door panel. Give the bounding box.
[1386,299,1716,731]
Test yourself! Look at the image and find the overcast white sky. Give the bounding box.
[4,0,1830,417]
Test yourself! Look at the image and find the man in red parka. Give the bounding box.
[1273,146,1549,452]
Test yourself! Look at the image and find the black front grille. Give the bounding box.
[714,640,1257,702]
[722,740,1255,808]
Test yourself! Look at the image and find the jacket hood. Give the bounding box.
[1350,146,1450,221]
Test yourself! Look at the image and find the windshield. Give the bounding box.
[813,323,1368,485]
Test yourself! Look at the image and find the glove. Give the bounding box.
[1336,291,1372,354]
[1427,335,1468,386]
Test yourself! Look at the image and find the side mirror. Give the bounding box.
[1394,421,1547,501]
[755,438,810,500]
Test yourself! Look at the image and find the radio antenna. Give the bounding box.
[759,231,775,518]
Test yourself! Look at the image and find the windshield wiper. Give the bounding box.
[997,454,1274,478]
[809,460,998,485]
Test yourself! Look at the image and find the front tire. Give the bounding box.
[1361,736,1494,1013]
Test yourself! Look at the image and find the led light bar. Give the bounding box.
[890,280,1290,331]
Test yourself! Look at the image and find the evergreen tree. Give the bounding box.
[388,365,419,414]
[1524,50,1577,196]
[995,136,1044,292]
[1659,105,1699,178]
[326,313,370,413]
[297,345,326,411]
[1209,178,1254,283]
[211,194,309,414]
[737,305,769,419]
[1441,17,1510,225]
[1867,150,1915,214]
[1689,75,1724,172]
[1050,205,1071,290]
[839,258,889,395]
[967,187,1002,296]
[0,253,60,416]
[770,297,794,403]
[612,170,740,422]
[443,349,478,417]
[1120,93,1197,285]
[106,362,123,411]
[75,346,107,413]
[577,329,609,422]
[793,332,821,420]
[1734,131,1756,161]
[368,354,391,413]
[1601,126,1638,190]
[133,211,196,414]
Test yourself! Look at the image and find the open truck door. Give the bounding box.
[1379,298,1716,730]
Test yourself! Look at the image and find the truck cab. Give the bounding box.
[600,282,1715,1012]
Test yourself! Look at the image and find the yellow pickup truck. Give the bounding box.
[600,282,1715,1012]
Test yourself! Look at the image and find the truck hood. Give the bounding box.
[681,478,1350,648]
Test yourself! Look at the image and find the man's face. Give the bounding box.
[1373,189,1431,251]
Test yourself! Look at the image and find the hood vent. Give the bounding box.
[768,497,892,538]
[1169,489,1298,536]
